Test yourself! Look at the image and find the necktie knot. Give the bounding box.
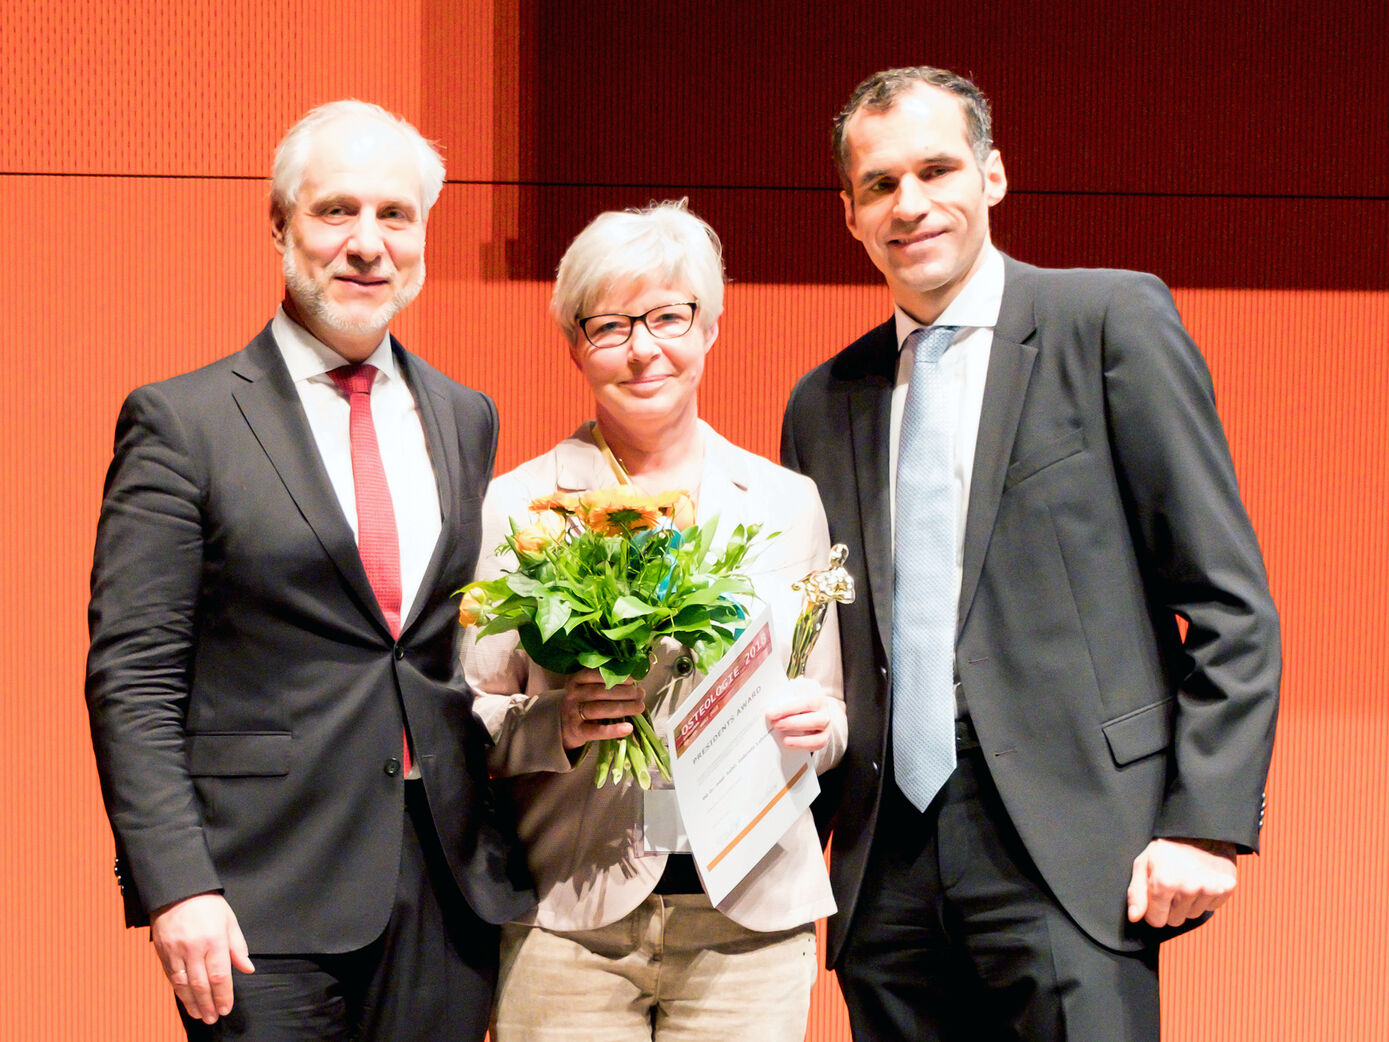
[905,325,956,367]
[330,363,378,398]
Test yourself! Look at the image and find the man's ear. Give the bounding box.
[841,190,864,243]
[270,204,288,254]
[983,150,1008,208]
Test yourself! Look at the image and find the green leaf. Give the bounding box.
[688,515,718,556]
[601,617,654,641]
[611,594,655,620]
[615,652,652,682]
[559,587,597,612]
[668,586,730,608]
[505,573,545,597]
[517,624,579,676]
[535,595,572,641]
[562,611,602,634]
[690,637,731,673]
[669,607,711,629]
[598,662,634,687]
[475,614,525,638]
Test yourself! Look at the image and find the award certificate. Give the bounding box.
[665,604,819,903]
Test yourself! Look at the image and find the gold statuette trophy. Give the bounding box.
[787,543,855,679]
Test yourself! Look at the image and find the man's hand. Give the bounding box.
[1126,838,1238,928]
[150,893,255,1024]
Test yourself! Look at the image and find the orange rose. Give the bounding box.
[457,586,488,626]
[579,487,661,535]
[513,509,566,555]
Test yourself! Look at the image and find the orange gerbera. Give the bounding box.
[579,487,661,535]
[651,489,697,530]
[528,491,582,516]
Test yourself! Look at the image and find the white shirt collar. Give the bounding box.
[894,243,1005,349]
[271,305,397,382]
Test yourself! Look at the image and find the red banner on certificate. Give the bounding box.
[672,622,772,756]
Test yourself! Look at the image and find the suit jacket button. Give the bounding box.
[393,645,405,661]
[384,757,402,776]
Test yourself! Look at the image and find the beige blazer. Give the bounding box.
[466,421,845,932]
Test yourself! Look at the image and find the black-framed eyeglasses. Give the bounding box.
[577,302,699,349]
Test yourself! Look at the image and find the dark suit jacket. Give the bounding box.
[782,256,1280,960]
[86,323,534,953]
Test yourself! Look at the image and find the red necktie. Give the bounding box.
[330,364,411,772]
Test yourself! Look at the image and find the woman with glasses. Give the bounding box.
[465,200,846,1041]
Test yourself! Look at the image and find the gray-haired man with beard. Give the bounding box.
[87,100,533,1040]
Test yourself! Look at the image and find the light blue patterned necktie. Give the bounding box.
[892,325,960,812]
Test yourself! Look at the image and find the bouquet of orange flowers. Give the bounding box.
[458,487,763,788]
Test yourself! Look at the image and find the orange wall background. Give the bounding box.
[3,1,1386,1038]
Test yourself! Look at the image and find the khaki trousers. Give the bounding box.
[492,893,818,1041]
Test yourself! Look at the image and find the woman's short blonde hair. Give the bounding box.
[550,199,726,342]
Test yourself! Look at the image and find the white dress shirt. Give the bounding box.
[271,307,442,627]
[889,244,1005,601]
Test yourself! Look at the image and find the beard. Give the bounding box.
[281,237,425,342]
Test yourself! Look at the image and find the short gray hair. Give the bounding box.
[550,199,726,343]
[832,66,994,188]
[270,99,446,220]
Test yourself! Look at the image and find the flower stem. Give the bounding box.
[631,711,672,779]
[594,738,616,788]
[627,735,651,789]
[610,738,628,784]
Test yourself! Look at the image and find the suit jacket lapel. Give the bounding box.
[230,326,391,638]
[395,342,455,637]
[841,321,898,661]
[958,259,1038,632]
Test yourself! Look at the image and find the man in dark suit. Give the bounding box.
[86,100,533,1040]
[781,67,1280,1040]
